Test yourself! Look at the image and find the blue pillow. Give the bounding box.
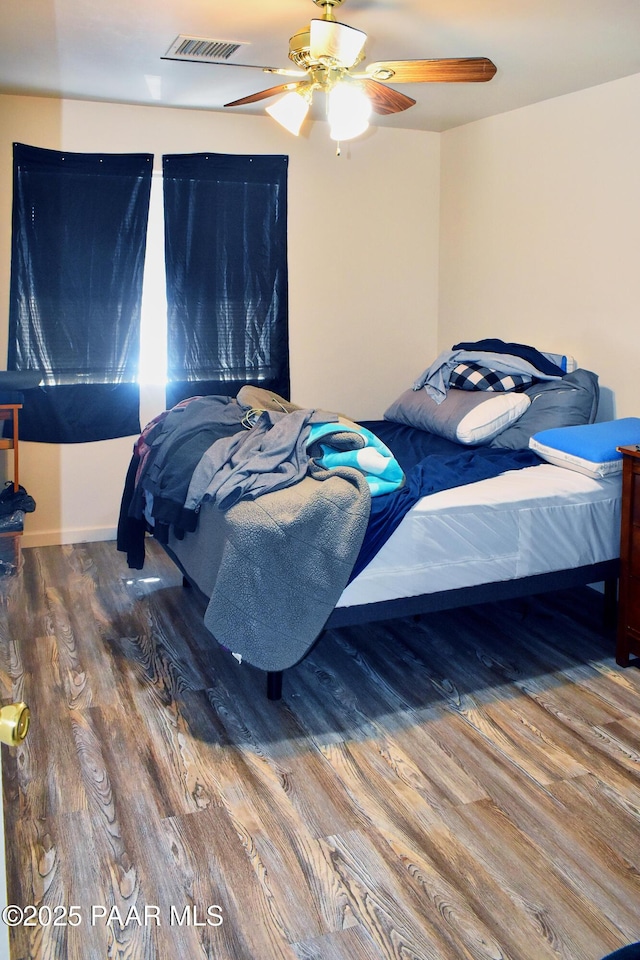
[530,417,640,478]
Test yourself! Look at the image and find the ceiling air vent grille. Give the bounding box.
[163,35,249,63]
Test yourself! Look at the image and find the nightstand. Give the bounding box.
[617,444,640,665]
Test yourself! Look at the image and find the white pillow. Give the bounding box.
[384,386,530,445]
[529,418,640,478]
[456,393,530,444]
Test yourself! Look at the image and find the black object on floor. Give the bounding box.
[0,481,36,517]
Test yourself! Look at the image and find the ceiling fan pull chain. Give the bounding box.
[336,140,341,157]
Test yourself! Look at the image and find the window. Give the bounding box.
[8,146,290,441]
[162,153,290,408]
[8,143,153,442]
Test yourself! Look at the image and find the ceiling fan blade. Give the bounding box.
[310,19,367,68]
[362,79,416,115]
[224,82,304,108]
[366,57,497,84]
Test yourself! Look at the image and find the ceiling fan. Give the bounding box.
[223,0,497,141]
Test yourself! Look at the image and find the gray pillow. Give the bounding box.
[384,386,530,445]
[490,368,599,450]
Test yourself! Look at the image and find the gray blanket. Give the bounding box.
[168,462,371,672]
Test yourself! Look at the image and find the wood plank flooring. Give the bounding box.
[1,538,640,960]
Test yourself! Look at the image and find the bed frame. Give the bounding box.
[167,541,619,701]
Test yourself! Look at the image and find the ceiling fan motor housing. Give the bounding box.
[289,25,317,69]
[288,19,366,71]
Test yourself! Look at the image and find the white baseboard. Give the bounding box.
[20,526,117,548]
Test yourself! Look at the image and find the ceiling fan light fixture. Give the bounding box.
[328,81,371,141]
[265,89,310,135]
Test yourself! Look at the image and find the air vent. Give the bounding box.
[163,35,249,63]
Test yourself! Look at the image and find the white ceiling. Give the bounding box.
[3,0,640,133]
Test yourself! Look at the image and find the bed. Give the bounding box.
[118,342,630,701]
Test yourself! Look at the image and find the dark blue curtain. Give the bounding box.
[162,153,289,409]
[8,143,153,442]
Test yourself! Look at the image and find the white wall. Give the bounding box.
[439,73,640,420]
[0,95,440,545]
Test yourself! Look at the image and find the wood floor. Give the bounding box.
[1,538,640,960]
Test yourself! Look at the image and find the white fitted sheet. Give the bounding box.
[337,463,622,607]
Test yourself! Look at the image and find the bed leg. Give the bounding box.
[603,578,618,634]
[267,671,283,701]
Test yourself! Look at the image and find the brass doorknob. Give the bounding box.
[0,702,30,745]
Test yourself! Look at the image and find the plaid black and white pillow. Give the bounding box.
[449,362,534,392]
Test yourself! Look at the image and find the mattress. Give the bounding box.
[336,462,622,607]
